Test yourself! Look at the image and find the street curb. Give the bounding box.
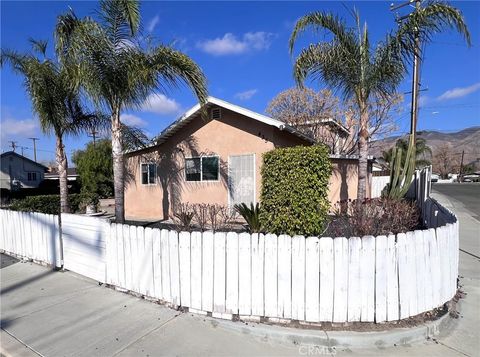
[205,311,457,350]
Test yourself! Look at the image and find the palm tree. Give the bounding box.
[382,137,432,168]
[289,2,470,200]
[1,40,104,213]
[55,0,208,223]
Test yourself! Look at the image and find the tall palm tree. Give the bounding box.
[382,137,432,168]
[55,0,208,223]
[1,40,103,213]
[289,2,470,200]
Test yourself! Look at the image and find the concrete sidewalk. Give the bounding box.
[1,191,478,357]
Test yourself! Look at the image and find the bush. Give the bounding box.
[260,145,332,236]
[326,198,421,237]
[10,194,82,215]
[234,203,262,233]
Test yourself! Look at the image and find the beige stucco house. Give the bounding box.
[125,97,371,221]
[0,151,47,191]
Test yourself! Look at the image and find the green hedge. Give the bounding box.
[260,145,332,236]
[10,194,82,215]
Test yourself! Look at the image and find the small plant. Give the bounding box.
[193,203,209,232]
[218,205,239,231]
[327,198,421,237]
[173,203,194,231]
[234,202,262,233]
[207,204,222,232]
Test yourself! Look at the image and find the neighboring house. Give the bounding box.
[44,167,79,182]
[0,151,48,191]
[125,97,371,221]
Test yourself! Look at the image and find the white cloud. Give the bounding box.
[437,82,480,101]
[196,32,274,56]
[120,114,148,128]
[147,15,160,33]
[234,89,258,100]
[0,117,39,140]
[141,94,181,115]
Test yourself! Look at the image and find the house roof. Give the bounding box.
[127,96,315,154]
[44,167,78,178]
[0,151,48,171]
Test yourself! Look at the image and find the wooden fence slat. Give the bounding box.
[213,232,226,314]
[137,226,149,295]
[190,231,202,310]
[152,228,162,299]
[277,234,292,319]
[386,234,399,321]
[160,229,171,302]
[169,230,180,306]
[127,225,137,292]
[179,231,191,307]
[406,231,418,317]
[305,236,319,322]
[264,234,278,318]
[415,230,426,314]
[397,233,409,319]
[238,232,252,316]
[226,232,239,314]
[291,235,305,321]
[430,228,441,308]
[360,236,375,322]
[251,233,265,317]
[333,237,348,323]
[202,231,214,312]
[319,237,334,322]
[116,224,125,288]
[423,229,435,311]
[144,227,154,297]
[106,224,116,285]
[375,235,388,323]
[347,237,361,322]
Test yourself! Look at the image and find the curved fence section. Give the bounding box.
[0,203,458,324]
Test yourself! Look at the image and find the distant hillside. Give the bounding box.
[371,126,480,165]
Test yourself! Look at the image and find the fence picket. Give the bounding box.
[179,231,191,307]
[116,224,125,287]
[152,228,162,299]
[319,237,334,322]
[264,234,278,317]
[202,231,214,312]
[375,235,388,323]
[360,236,375,322]
[333,237,348,323]
[397,233,409,319]
[213,232,227,314]
[423,229,435,311]
[415,230,426,314]
[291,235,305,321]
[386,234,399,321]
[226,232,239,314]
[160,229,171,302]
[238,232,252,316]
[406,231,418,316]
[251,233,265,317]
[277,234,292,319]
[169,230,180,306]
[347,237,361,322]
[191,231,202,310]
[144,227,154,297]
[305,236,320,322]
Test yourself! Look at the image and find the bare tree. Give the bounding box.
[432,143,459,179]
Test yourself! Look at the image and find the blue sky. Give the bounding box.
[1,1,479,163]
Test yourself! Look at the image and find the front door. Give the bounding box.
[228,154,255,207]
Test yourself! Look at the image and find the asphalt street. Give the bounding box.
[432,183,480,220]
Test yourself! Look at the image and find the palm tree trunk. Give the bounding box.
[357,104,369,201]
[56,134,70,213]
[111,108,125,223]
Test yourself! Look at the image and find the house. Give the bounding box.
[44,167,79,182]
[125,97,371,221]
[0,151,48,191]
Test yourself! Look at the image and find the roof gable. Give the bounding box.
[0,151,48,171]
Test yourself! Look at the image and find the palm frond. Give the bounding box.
[28,38,48,57]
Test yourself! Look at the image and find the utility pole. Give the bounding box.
[391,0,422,142]
[459,150,465,183]
[88,128,98,147]
[8,141,18,152]
[29,137,39,162]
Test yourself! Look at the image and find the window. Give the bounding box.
[141,163,156,184]
[185,156,219,182]
[27,172,37,181]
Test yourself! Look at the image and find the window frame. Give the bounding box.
[27,172,37,182]
[140,162,157,185]
[185,155,220,182]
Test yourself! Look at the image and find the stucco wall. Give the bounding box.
[124,109,307,221]
[0,153,45,190]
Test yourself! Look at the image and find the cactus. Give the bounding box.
[383,134,416,199]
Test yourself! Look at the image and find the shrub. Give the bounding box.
[327,198,421,237]
[10,194,81,215]
[260,145,332,236]
[173,203,195,231]
[192,204,209,231]
[234,203,262,233]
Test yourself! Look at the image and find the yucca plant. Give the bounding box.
[234,203,262,233]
